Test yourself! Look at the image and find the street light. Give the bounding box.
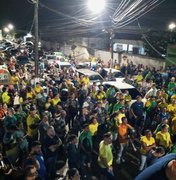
[169,23,176,32]
[3,27,10,33]
[87,0,106,14]
[8,24,14,30]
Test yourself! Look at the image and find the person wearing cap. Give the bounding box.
[135,153,176,180]
[98,132,114,180]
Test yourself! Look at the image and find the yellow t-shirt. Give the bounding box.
[96,91,106,101]
[82,77,90,86]
[135,75,143,82]
[52,98,61,106]
[115,113,125,124]
[171,117,176,135]
[35,86,43,94]
[27,114,40,137]
[167,104,176,118]
[26,91,34,99]
[98,140,113,168]
[2,92,10,104]
[156,131,171,149]
[140,136,155,154]
[11,76,19,85]
[158,102,168,109]
[89,123,98,136]
[171,94,176,100]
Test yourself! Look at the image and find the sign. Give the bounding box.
[0,69,11,85]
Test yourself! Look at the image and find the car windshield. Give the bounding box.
[47,56,56,60]
[121,88,142,99]
[113,72,125,78]
[60,64,71,70]
[89,75,103,81]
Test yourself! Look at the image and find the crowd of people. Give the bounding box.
[0,51,176,180]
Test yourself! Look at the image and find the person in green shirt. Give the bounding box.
[78,124,93,168]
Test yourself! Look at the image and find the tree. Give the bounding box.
[142,31,176,58]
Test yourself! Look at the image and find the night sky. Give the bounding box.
[0,0,176,38]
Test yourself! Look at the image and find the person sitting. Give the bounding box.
[156,124,172,152]
[138,130,156,171]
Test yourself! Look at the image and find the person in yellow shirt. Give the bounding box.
[51,94,61,107]
[26,86,35,100]
[98,132,114,179]
[167,99,176,119]
[156,124,172,152]
[34,82,43,94]
[89,117,99,136]
[11,72,19,89]
[115,107,126,125]
[26,107,40,140]
[171,94,176,100]
[171,116,176,143]
[158,98,168,110]
[96,85,106,101]
[90,86,97,102]
[134,72,143,83]
[139,130,156,171]
[45,97,52,110]
[82,75,90,86]
[78,75,84,86]
[1,87,11,105]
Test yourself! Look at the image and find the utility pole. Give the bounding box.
[34,0,39,78]
[110,31,114,68]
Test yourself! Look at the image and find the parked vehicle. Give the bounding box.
[75,68,104,83]
[101,81,146,105]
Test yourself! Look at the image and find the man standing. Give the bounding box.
[130,96,144,136]
[98,132,114,180]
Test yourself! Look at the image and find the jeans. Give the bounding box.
[139,154,147,171]
[100,167,114,180]
[117,143,128,161]
[47,155,58,178]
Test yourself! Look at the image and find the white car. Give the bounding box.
[100,68,134,84]
[44,55,71,70]
[75,68,104,83]
[101,81,146,105]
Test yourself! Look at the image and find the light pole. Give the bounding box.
[34,0,39,79]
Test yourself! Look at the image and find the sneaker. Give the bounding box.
[116,159,121,164]
[121,158,125,163]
